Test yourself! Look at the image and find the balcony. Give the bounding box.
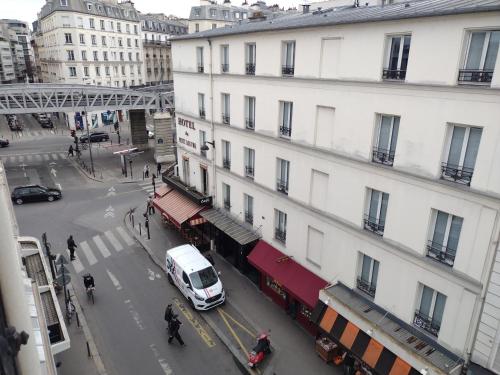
[458,69,493,84]
[275,228,286,243]
[363,215,385,236]
[221,63,229,73]
[245,166,254,178]
[199,109,205,119]
[245,212,253,224]
[245,118,254,130]
[222,158,231,169]
[276,179,288,195]
[413,310,440,337]
[426,240,456,267]
[246,63,255,75]
[356,277,376,298]
[382,69,406,80]
[282,65,294,76]
[197,65,204,73]
[372,147,395,166]
[222,114,230,125]
[441,163,473,186]
[279,126,291,138]
[224,200,231,210]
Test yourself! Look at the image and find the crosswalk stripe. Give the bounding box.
[67,250,85,274]
[58,153,66,159]
[26,155,33,162]
[36,131,43,136]
[50,130,55,135]
[43,154,50,161]
[116,226,134,246]
[35,154,42,161]
[92,235,111,258]
[80,241,97,266]
[18,155,24,163]
[9,156,15,163]
[51,154,59,160]
[105,230,123,252]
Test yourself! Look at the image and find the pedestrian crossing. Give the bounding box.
[66,226,135,274]
[4,129,58,139]
[137,180,156,196]
[0,152,68,166]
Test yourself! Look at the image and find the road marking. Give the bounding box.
[124,300,145,330]
[104,205,115,218]
[51,153,58,160]
[150,344,173,375]
[104,230,123,252]
[67,250,85,274]
[92,235,111,258]
[18,155,24,163]
[80,241,97,266]
[106,269,122,290]
[43,154,50,161]
[58,152,66,159]
[9,156,15,164]
[219,308,256,338]
[173,298,216,348]
[147,268,161,281]
[218,308,251,362]
[35,155,42,161]
[116,226,134,246]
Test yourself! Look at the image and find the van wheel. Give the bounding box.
[167,273,174,285]
[47,196,54,202]
[15,198,23,205]
[188,298,195,309]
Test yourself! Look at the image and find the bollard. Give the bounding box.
[76,311,80,327]
[87,342,91,358]
[131,214,134,228]
[139,223,142,236]
[100,171,103,179]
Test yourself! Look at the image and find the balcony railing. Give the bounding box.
[356,277,376,298]
[276,179,288,195]
[441,163,473,186]
[363,215,385,235]
[245,166,254,178]
[426,240,456,267]
[197,65,204,73]
[245,212,253,224]
[199,109,205,119]
[246,63,255,75]
[413,310,440,337]
[372,147,395,166]
[275,228,287,243]
[279,126,291,137]
[221,63,229,73]
[458,69,493,84]
[245,118,254,130]
[282,65,294,76]
[222,158,231,169]
[222,114,230,125]
[224,200,231,210]
[382,69,406,80]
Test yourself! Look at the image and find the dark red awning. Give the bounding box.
[247,240,328,308]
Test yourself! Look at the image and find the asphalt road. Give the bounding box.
[1,114,240,375]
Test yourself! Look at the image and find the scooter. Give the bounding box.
[248,332,271,368]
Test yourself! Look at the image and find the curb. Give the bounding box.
[67,157,104,183]
[122,211,253,375]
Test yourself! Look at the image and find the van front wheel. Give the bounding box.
[167,273,174,285]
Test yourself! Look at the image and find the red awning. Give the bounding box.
[247,240,328,308]
[153,189,205,229]
[155,184,171,198]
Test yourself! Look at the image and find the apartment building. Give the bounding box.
[0,20,31,82]
[188,0,250,33]
[0,30,15,83]
[140,13,187,85]
[170,0,500,374]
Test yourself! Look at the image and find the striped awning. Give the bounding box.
[155,184,172,198]
[153,189,205,229]
[189,217,207,226]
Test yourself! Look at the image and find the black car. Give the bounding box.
[0,138,9,147]
[80,132,110,143]
[39,119,54,128]
[11,185,62,205]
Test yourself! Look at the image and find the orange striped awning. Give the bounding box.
[153,189,204,229]
[189,217,207,226]
[155,184,171,198]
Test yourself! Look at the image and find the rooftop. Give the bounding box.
[39,0,140,22]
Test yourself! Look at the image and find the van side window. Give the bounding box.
[182,271,190,285]
[166,257,172,270]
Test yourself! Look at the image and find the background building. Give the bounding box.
[0,29,15,83]
[171,0,500,374]
[0,19,35,82]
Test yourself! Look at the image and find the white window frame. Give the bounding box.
[64,33,72,44]
[444,125,482,169]
[384,34,411,71]
[67,50,75,60]
[463,30,499,71]
[244,147,255,177]
[81,50,87,60]
[221,140,231,166]
[79,34,85,44]
[244,194,253,223]
[415,283,447,336]
[279,101,293,136]
[198,93,205,115]
[357,253,379,297]
[274,209,287,242]
[365,188,388,234]
[276,158,290,193]
[221,45,229,71]
[84,66,89,77]
[282,41,295,68]
[245,96,255,128]
[68,66,77,77]
[60,0,68,6]
[245,43,256,65]
[221,93,230,122]
[223,183,231,210]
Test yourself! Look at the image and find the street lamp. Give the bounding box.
[200,141,215,151]
[80,80,95,177]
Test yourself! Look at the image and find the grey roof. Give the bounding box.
[174,0,500,40]
[200,208,260,245]
[189,3,250,22]
[139,13,188,34]
[323,283,463,373]
[40,0,140,22]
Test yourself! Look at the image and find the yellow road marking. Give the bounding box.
[219,308,257,338]
[173,298,216,348]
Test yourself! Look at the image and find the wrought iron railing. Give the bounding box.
[382,69,406,80]
[441,163,473,186]
[414,310,440,337]
[245,212,253,224]
[246,118,254,130]
[279,126,291,137]
[221,63,229,73]
[197,65,204,73]
[275,228,286,243]
[363,215,385,235]
[372,147,395,166]
[222,114,230,125]
[282,66,295,76]
[245,166,254,178]
[426,240,456,267]
[458,69,493,83]
[276,179,288,195]
[222,158,231,169]
[246,63,255,75]
[356,278,376,298]
[199,109,205,119]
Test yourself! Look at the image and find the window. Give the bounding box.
[95,66,100,76]
[245,96,255,130]
[67,50,75,61]
[136,52,139,61]
[100,20,105,30]
[128,52,132,61]
[235,12,240,19]
[64,33,72,44]
[69,66,77,77]
[459,31,499,83]
[117,22,121,32]
[222,183,231,210]
[383,35,411,80]
[221,94,230,124]
[282,41,295,76]
[84,66,89,77]
[114,66,118,74]
[118,38,123,47]
[364,189,388,236]
[103,51,108,61]
[196,46,204,72]
[134,25,138,34]
[79,34,85,44]
[210,8,216,17]
[130,64,134,74]
[244,194,254,224]
[194,8,201,16]
[275,209,287,243]
[372,115,400,166]
[81,50,87,60]
[135,39,139,47]
[127,38,131,47]
[195,23,199,33]
[182,158,190,185]
[221,45,229,73]
[427,210,462,267]
[138,66,141,75]
[212,24,217,30]
[244,147,255,178]
[105,66,110,76]
[198,93,205,119]
[121,65,126,75]
[126,24,130,33]
[89,18,95,29]
[245,43,256,75]
[91,35,97,45]
[60,0,68,5]
[279,101,293,137]
[243,13,248,19]
[110,21,114,31]
[120,52,124,61]
[222,140,231,169]
[199,130,207,158]
[101,36,106,45]
[93,51,98,61]
[276,158,290,194]
[414,285,446,337]
[357,254,379,298]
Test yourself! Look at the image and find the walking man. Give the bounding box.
[164,304,173,328]
[67,235,77,261]
[168,315,185,346]
[157,162,162,176]
[68,145,74,157]
[143,164,150,179]
[147,195,155,215]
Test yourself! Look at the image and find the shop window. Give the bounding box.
[266,276,286,299]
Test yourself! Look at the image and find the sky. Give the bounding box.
[2,0,300,26]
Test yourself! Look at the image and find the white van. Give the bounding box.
[166,244,225,310]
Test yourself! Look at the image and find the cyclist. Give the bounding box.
[83,273,95,292]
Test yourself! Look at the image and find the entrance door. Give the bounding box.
[182,158,190,186]
[201,166,208,195]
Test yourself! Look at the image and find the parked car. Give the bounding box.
[11,185,62,205]
[8,118,22,131]
[0,138,9,147]
[39,118,54,128]
[80,132,109,143]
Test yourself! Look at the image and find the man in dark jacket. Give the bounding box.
[168,315,185,346]
[67,235,77,261]
[164,304,173,326]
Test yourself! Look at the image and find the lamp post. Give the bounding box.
[80,80,95,177]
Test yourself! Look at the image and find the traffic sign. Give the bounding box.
[56,274,71,286]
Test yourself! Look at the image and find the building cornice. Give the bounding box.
[40,9,141,23]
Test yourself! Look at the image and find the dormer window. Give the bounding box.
[87,3,92,11]
[60,0,68,6]
[235,12,240,19]
[210,8,216,17]
[194,8,201,17]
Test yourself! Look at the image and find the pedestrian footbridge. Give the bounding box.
[0,84,173,115]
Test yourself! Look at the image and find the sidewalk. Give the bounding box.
[125,206,341,375]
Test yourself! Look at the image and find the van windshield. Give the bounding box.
[190,267,218,289]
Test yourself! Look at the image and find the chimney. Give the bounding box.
[302,4,310,13]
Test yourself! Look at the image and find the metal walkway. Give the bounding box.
[0,84,174,114]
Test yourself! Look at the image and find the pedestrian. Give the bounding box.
[68,145,74,157]
[168,315,185,346]
[164,304,173,327]
[157,162,162,176]
[67,235,77,261]
[343,352,355,375]
[147,195,155,215]
[144,164,150,179]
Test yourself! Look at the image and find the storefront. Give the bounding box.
[247,240,328,335]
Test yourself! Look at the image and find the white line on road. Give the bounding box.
[116,226,134,246]
[106,269,122,290]
[104,230,123,252]
[150,345,173,375]
[26,155,33,162]
[92,235,111,258]
[35,155,42,161]
[43,154,50,161]
[80,241,97,266]
[67,250,85,274]
[58,152,66,159]
[51,153,59,160]
[9,156,15,164]
[18,155,24,163]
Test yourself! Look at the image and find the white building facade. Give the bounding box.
[171,0,500,373]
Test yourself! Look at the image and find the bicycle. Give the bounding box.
[86,286,95,304]
[65,296,76,324]
[83,273,95,304]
